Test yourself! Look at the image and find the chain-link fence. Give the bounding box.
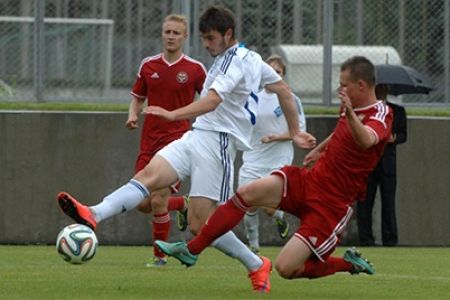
[0,0,449,105]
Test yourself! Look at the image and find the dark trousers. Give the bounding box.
[356,169,398,246]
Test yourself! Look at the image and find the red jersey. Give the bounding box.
[131,54,206,155]
[309,101,393,206]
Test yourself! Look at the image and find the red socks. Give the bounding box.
[151,197,184,258]
[188,193,249,255]
[167,196,185,211]
[294,257,352,279]
[152,212,170,258]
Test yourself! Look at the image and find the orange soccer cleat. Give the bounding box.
[248,256,272,293]
[57,192,97,230]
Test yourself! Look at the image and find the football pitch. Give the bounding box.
[1,245,449,299]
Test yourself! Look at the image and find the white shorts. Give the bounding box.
[157,129,237,203]
[238,164,277,187]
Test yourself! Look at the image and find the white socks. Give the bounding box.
[212,231,262,271]
[90,179,150,223]
[244,211,259,251]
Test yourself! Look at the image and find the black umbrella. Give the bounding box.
[375,64,433,96]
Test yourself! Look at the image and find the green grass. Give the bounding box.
[1,101,450,116]
[0,245,449,299]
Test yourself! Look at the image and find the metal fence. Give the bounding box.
[0,0,449,105]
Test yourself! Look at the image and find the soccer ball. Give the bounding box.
[56,224,98,264]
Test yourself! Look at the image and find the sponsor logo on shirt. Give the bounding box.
[151,72,160,79]
[176,71,188,83]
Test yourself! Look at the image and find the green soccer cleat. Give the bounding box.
[176,196,189,231]
[155,240,198,267]
[275,217,290,239]
[343,247,375,275]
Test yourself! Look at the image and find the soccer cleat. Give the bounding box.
[176,196,189,231]
[145,257,167,268]
[343,247,375,275]
[57,192,97,230]
[248,256,272,293]
[275,217,290,239]
[155,240,197,267]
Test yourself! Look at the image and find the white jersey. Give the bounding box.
[242,90,306,169]
[193,43,281,150]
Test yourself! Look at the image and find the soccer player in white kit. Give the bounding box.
[240,55,307,254]
[57,6,316,293]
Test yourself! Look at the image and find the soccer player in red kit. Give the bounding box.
[157,56,393,283]
[126,14,206,267]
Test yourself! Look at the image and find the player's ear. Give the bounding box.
[358,79,366,91]
[224,28,233,42]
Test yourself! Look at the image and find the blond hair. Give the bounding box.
[266,54,286,76]
[164,14,188,33]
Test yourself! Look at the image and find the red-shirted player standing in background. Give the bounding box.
[157,56,393,283]
[126,14,206,267]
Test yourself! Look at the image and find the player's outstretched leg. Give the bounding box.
[57,192,97,230]
[248,256,272,293]
[155,240,198,267]
[343,247,375,275]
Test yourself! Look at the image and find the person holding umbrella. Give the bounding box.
[356,83,407,247]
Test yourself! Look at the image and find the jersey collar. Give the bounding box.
[161,53,185,67]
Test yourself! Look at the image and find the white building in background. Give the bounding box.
[272,45,401,104]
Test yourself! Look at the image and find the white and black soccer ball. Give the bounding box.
[56,224,98,264]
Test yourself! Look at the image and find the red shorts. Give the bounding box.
[272,166,353,262]
[135,151,181,193]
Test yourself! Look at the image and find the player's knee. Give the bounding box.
[275,259,300,280]
[236,184,256,206]
[275,262,292,279]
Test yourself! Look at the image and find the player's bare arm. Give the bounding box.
[265,81,316,150]
[302,133,333,167]
[265,80,300,137]
[261,131,291,143]
[126,96,145,130]
[339,90,377,149]
[144,89,222,121]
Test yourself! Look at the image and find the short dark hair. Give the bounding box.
[199,6,235,38]
[375,84,389,100]
[340,56,376,87]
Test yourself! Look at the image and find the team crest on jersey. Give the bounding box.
[176,71,188,83]
[273,106,283,118]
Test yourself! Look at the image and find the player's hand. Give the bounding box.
[303,147,321,168]
[338,88,352,114]
[143,106,176,121]
[125,116,139,130]
[292,131,316,150]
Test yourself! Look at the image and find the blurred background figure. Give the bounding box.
[241,55,307,253]
[356,84,407,247]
